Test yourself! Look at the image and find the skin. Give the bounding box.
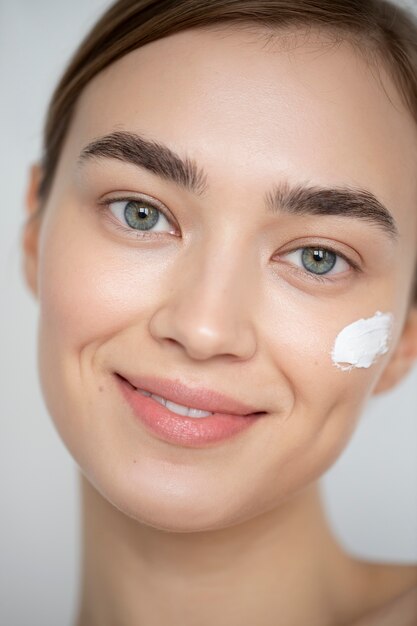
[22,25,417,626]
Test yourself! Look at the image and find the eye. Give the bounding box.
[282,247,351,276]
[104,197,177,234]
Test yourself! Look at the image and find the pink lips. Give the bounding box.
[117,373,263,416]
[115,373,266,448]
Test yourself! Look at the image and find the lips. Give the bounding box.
[116,374,266,447]
[115,372,265,417]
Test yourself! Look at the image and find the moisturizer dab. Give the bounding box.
[331,311,394,371]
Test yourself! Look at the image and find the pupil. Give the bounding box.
[313,249,325,262]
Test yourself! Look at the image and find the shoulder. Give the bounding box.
[348,561,417,626]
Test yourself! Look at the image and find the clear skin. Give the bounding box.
[22,26,417,626]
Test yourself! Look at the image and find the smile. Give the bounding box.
[116,374,265,448]
[116,372,264,417]
[136,388,214,418]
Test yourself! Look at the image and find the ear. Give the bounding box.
[22,163,43,298]
[373,305,417,394]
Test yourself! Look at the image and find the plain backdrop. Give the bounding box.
[1,1,417,625]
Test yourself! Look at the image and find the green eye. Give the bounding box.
[123,200,160,230]
[106,197,175,234]
[282,246,351,277]
[301,248,337,275]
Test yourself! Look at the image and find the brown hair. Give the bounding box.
[38,0,417,206]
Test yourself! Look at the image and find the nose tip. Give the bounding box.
[148,241,259,362]
[149,301,256,362]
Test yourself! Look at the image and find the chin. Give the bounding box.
[81,462,266,533]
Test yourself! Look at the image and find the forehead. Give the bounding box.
[71,26,417,223]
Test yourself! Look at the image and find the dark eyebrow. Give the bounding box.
[77,130,208,196]
[265,180,398,240]
[78,131,398,240]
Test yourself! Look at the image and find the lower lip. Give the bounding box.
[116,376,264,448]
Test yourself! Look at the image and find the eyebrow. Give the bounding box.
[78,130,208,196]
[265,181,398,240]
[78,131,399,240]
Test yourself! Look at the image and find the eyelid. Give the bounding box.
[97,193,179,235]
[277,244,361,284]
[278,237,361,269]
[284,247,348,270]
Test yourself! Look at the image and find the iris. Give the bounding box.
[301,248,337,275]
[124,201,160,230]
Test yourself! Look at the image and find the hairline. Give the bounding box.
[197,21,415,121]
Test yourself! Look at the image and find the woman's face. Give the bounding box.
[25,27,417,530]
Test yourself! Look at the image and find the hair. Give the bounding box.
[35,0,417,299]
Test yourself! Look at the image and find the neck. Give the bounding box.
[75,473,363,626]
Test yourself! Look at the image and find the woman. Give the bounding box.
[22,0,417,624]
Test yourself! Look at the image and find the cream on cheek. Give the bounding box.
[330,311,394,372]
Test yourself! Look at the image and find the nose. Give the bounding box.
[148,244,258,362]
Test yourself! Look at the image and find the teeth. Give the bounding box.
[137,388,213,418]
[164,399,193,417]
[187,406,214,418]
[152,393,167,406]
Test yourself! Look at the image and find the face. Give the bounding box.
[24,26,417,531]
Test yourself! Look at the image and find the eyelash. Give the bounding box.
[97,196,360,283]
[279,246,359,285]
[97,195,177,237]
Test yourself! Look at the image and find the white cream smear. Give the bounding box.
[331,311,394,371]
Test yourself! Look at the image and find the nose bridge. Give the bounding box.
[149,233,258,360]
[192,235,255,312]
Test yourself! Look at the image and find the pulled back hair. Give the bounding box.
[38,0,417,205]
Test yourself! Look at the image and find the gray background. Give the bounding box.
[1,1,416,625]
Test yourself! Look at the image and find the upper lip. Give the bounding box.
[116,373,265,416]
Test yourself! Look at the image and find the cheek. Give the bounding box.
[263,294,384,410]
[35,207,170,458]
[37,206,172,352]
[260,298,392,474]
